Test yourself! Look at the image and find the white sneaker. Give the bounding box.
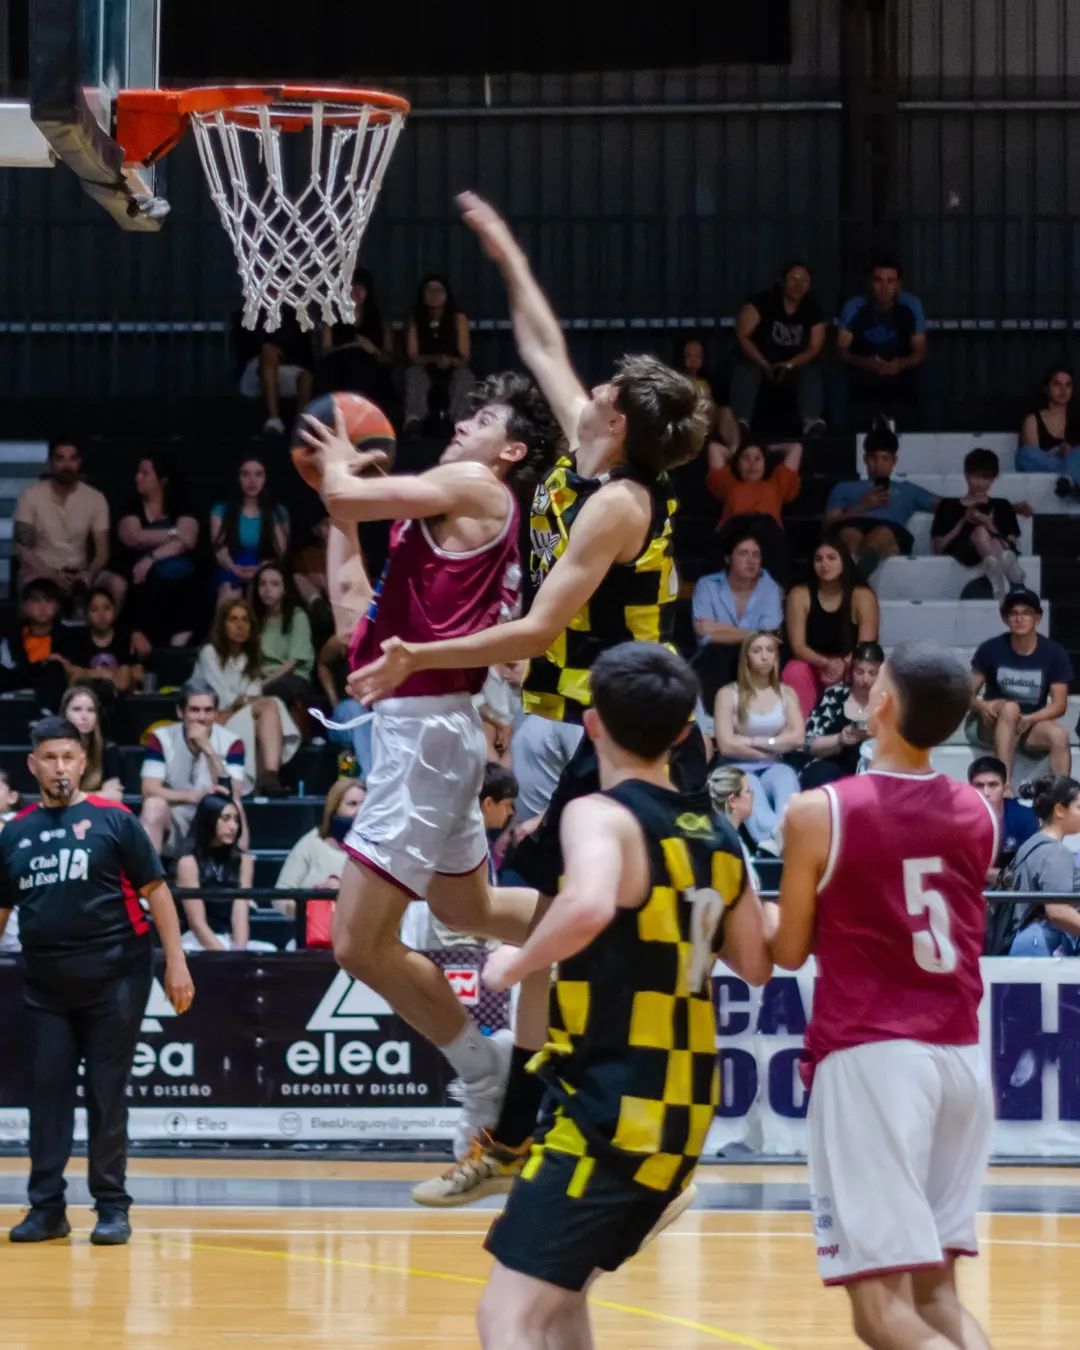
[447,1028,514,1161]
[981,554,1007,601]
[263,416,285,435]
[1001,549,1026,587]
[411,1129,531,1207]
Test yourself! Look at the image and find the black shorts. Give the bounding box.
[508,723,708,897]
[841,516,915,555]
[484,1146,673,1292]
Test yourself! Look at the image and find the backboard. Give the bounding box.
[21,0,166,229]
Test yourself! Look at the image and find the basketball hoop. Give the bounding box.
[116,85,410,331]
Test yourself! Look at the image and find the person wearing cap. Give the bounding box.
[823,420,940,578]
[965,588,1072,788]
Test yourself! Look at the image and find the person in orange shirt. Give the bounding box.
[0,578,69,713]
[706,438,802,582]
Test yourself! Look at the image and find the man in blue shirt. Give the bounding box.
[824,422,940,576]
[690,533,784,705]
[829,257,943,432]
[967,756,1038,884]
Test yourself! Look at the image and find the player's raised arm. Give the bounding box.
[770,789,831,969]
[482,795,643,991]
[457,191,588,444]
[348,485,641,702]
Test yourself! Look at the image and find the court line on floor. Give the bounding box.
[183,1238,784,1349]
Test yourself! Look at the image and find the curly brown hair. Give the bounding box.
[470,371,560,492]
[210,597,262,680]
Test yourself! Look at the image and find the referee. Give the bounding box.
[0,717,194,1245]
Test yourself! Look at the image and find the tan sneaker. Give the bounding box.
[411,1130,531,1208]
[638,1180,698,1250]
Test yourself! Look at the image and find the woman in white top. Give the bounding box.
[275,777,366,944]
[714,629,805,853]
[194,598,300,795]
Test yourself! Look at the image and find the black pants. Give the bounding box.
[24,948,152,1214]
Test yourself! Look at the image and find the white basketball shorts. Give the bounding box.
[808,1039,992,1286]
[343,693,488,899]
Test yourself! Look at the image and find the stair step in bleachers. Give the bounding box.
[895,473,1080,515]
[931,744,1080,785]
[895,432,1018,475]
[873,555,1042,601]
[879,600,1049,647]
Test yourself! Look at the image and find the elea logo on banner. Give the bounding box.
[445,969,479,1006]
[130,977,197,1080]
[284,971,412,1078]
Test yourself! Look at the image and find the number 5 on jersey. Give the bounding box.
[903,857,958,974]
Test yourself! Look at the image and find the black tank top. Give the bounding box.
[416,311,461,359]
[806,587,856,657]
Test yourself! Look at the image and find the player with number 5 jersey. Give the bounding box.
[771,641,998,1350]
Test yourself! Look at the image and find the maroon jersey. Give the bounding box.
[803,770,998,1083]
[348,489,521,700]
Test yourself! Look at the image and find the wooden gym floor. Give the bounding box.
[1,1157,1078,1348]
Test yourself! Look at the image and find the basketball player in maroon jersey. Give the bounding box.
[772,641,997,1349]
[297,374,556,1144]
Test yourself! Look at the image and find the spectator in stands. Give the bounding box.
[824,420,939,577]
[714,630,805,854]
[479,761,518,881]
[829,257,943,431]
[316,267,395,408]
[1017,365,1080,497]
[1006,775,1080,958]
[967,755,1038,885]
[0,578,69,713]
[139,679,250,856]
[707,765,757,858]
[0,769,20,826]
[677,336,735,441]
[194,598,301,796]
[275,777,366,943]
[57,587,142,701]
[403,273,473,433]
[116,454,201,650]
[475,661,526,767]
[782,538,879,718]
[210,457,290,603]
[293,514,331,613]
[966,588,1072,787]
[252,562,315,702]
[692,531,784,705]
[800,640,883,788]
[176,793,253,952]
[731,262,827,436]
[58,684,123,800]
[706,437,802,581]
[931,448,1029,600]
[240,311,315,436]
[14,438,114,611]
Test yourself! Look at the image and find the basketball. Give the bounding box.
[291,391,397,489]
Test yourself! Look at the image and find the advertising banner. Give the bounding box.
[1,953,1079,1156]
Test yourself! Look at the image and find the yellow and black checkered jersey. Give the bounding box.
[522,458,679,725]
[530,780,746,1194]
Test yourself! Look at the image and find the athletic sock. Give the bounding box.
[490,1045,545,1148]
[441,1021,496,1082]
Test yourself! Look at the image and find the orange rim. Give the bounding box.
[116,84,410,166]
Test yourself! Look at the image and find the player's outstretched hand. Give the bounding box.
[346,636,416,706]
[165,956,195,1015]
[482,944,522,993]
[456,191,518,265]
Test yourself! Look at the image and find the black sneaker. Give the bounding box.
[9,1208,71,1243]
[90,1209,132,1246]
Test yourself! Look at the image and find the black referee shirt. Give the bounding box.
[0,797,164,962]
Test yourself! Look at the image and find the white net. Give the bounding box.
[190,96,406,332]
